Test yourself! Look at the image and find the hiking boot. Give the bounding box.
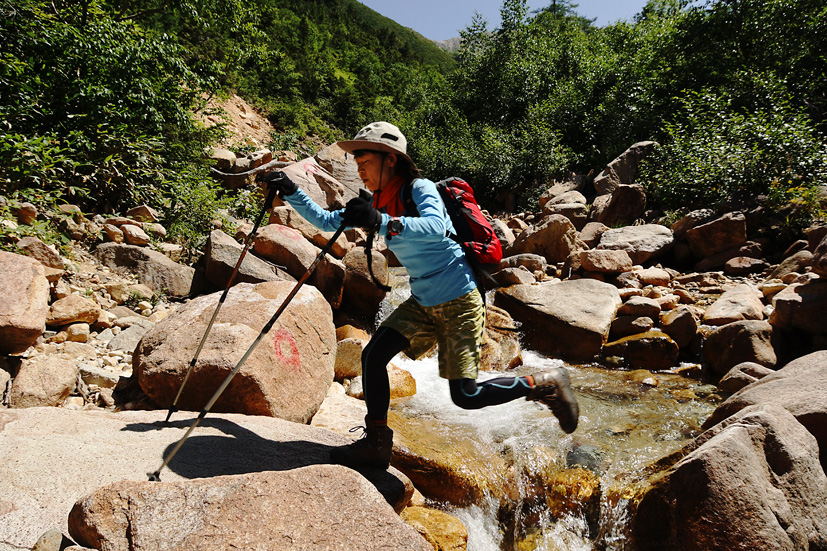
[330,415,394,470]
[527,368,579,433]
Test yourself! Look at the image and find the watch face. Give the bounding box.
[389,219,403,235]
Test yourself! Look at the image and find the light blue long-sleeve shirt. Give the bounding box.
[283,178,477,307]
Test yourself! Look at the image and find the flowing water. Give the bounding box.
[378,269,723,550]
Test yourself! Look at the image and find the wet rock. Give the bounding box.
[135,281,335,422]
[494,279,621,362]
[596,224,674,265]
[602,330,679,371]
[388,411,518,507]
[0,251,50,354]
[401,506,468,551]
[634,404,827,551]
[610,315,654,338]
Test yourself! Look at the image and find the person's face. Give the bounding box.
[353,150,396,191]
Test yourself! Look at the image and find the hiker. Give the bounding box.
[260,121,579,470]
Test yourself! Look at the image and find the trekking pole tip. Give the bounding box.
[147,471,161,482]
[163,406,177,423]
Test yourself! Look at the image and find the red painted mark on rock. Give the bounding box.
[273,329,300,369]
[274,224,304,240]
[302,162,318,174]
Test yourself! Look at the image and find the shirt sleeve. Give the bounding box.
[391,179,450,242]
[283,189,346,232]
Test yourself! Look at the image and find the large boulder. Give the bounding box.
[46,294,101,327]
[269,206,351,258]
[135,281,336,422]
[253,223,321,278]
[633,404,827,551]
[204,229,293,289]
[0,407,413,550]
[769,278,827,337]
[342,247,389,316]
[702,320,777,376]
[592,141,658,195]
[493,279,622,362]
[601,330,679,371]
[279,153,356,210]
[812,233,827,277]
[94,243,196,298]
[702,350,827,468]
[702,283,765,326]
[0,251,50,354]
[69,466,429,551]
[596,224,674,265]
[685,212,748,258]
[506,214,583,264]
[8,356,78,408]
[591,184,647,227]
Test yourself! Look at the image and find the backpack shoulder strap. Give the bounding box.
[402,179,420,217]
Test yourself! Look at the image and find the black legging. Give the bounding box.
[361,327,533,420]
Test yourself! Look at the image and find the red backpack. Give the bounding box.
[405,177,503,284]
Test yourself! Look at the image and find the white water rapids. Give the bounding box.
[378,269,721,550]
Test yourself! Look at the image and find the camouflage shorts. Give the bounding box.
[380,289,484,380]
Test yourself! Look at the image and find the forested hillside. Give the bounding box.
[1,0,825,254]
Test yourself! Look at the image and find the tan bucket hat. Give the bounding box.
[336,121,413,164]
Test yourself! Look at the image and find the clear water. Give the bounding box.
[379,269,721,550]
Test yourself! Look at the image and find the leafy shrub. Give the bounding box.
[638,88,827,227]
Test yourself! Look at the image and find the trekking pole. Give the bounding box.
[164,183,279,423]
[148,221,348,481]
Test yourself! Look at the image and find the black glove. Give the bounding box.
[342,196,382,230]
[257,171,298,196]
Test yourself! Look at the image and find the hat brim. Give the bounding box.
[336,140,413,164]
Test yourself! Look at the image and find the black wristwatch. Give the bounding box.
[387,217,403,237]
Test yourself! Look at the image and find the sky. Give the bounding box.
[358,0,652,41]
